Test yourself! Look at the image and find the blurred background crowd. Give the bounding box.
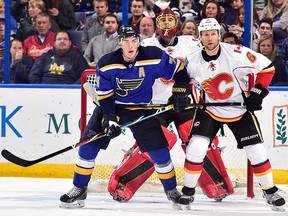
[0,0,287,85]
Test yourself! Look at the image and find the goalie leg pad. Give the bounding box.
[178,120,234,200]
[198,139,234,200]
[107,126,177,202]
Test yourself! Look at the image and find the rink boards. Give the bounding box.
[0,85,287,183]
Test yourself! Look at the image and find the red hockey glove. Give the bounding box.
[102,114,121,139]
[170,83,191,113]
[245,84,269,112]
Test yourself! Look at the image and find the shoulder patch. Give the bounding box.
[246,51,256,63]
[233,45,243,53]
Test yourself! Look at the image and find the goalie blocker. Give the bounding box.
[108,121,234,201]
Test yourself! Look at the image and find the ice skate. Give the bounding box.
[179,186,195,210]
[59,186,87,209]
[263,186,285,212]
[165,188,181,210]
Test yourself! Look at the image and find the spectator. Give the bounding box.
[29,31,89,84]
[228,5,259,44]
[260,0,288,41]
[223,0,244,25]
[0,15,14,58]
[257,36,288,86]
[11,0,29,23]
[252,18,273,51]
[23,13,55,60]
[84,13,119,67]
[0,0,18,35]
[222,32,240,44]
[179,20,199,37]
[81,0,109,52]
[199,0,227,39]
[16,0,60,42]
[277,36,288,67]
[128,0,145,29]
[0,39,34,83]
[44,0,76,30]
[139,16,155,40]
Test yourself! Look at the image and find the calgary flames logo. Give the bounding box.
[202,73,234,100]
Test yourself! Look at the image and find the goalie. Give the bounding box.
[107,7,234,203]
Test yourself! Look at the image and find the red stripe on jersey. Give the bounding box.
[252,160,272,177]
[184,160,203,172]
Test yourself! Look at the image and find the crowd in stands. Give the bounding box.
[0,0,287,85]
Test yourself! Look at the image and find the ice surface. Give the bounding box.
[0,177,287,216]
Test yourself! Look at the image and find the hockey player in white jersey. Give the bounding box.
[108,8,235,205]
[181,18,286,211]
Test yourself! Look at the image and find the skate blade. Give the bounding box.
[271,205,285,212]
[172,203,191,211]
[59,200,85,209]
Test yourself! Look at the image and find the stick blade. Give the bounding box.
[1,149,33,167]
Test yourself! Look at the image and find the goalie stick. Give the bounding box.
[83,82,99,106]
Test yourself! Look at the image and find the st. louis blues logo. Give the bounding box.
[116,77,143,97]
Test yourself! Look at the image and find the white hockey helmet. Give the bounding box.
[198,18,220,35]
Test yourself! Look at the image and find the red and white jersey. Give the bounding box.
[185,42,274,122]
[141,35,201,104]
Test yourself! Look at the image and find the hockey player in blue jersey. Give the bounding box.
[59,25,190,209]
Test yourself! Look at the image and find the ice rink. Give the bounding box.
[0,177,287,216]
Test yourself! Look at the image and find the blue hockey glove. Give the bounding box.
[245,84,269,112]
[102,114,121,139]
[170,84,191,112]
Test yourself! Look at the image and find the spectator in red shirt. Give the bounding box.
[24,13,55,60]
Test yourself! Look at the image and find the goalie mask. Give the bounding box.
[156,8,178,39]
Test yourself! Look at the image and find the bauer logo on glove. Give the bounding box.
[170,83,191,112]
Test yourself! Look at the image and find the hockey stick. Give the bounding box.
[83,82,99,106]
[1,104,174,167]
[117,102,245,109]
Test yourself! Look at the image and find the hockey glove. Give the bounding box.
[245,84,269,112]
[102,114,121,139]
[170,83,191,113]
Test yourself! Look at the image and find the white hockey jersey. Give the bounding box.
[185,42,274,122]
[141,35,201,104]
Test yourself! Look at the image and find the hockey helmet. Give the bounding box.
[156,8,178,39]
[198,18,220,35]
[118,25,141,40]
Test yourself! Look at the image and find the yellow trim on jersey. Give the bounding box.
[184,167,202,174]
[259,66,275,74]
[205,110,244,122]
[157,170,175,179]
[100,64,126,72]
[74,166,94,175]
[254,168,272,177]
[176,62,185,72]
[98,92,114,101]
[135,59,161,66]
